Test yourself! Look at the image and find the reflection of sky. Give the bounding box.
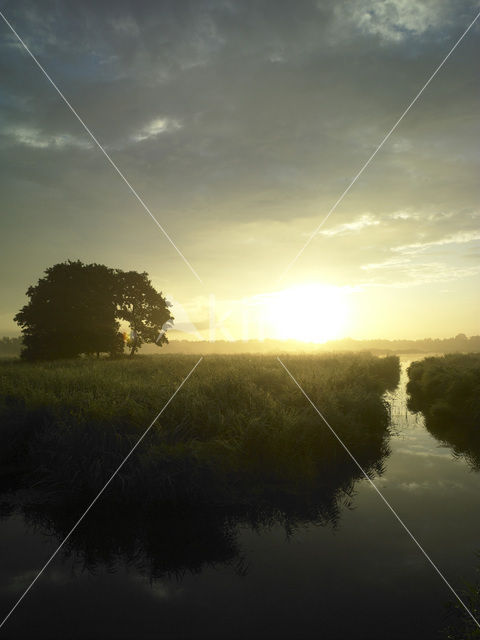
[1,360,479,639]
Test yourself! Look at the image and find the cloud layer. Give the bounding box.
[0,0,478,337]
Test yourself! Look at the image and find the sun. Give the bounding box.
[264,283,349,343]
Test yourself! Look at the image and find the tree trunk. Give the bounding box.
[129,345,137,358]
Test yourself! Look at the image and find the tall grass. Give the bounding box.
[407,353,480,470]
[0,353,399,508]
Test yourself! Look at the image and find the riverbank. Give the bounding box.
[407,353,480,471]
[0,353,399,509]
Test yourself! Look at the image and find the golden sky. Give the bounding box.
[1,0,479,341]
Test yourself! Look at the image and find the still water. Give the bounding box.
[1,359,479,639]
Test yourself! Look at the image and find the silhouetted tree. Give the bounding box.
[115,270,173,357]
[14,261,172,360]
[15,261,121,361]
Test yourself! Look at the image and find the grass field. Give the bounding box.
[0,353,400,509]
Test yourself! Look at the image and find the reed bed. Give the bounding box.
[0,353,400,507]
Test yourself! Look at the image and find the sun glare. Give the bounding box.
[264,283,349,343]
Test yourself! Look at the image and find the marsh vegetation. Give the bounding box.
[407,353,480,470]
[0,353,399,511]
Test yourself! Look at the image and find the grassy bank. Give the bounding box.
[0,353,399,508]
[407,353,480,469]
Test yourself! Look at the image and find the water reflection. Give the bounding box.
[0,410,392,587]
[0,470,384,586]
[422,419,480,472]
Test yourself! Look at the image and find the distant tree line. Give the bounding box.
[141,335,480,355]
[12,260,173,361]
[3,333,480,358]
[326,334,480,354]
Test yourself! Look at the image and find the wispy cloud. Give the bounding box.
[7,126,92,150]
[389,210,418,220]
[131,117,182,143]
[393,229,480,254]
[361,257,410,271]
[320,213,380,237]
[343,0,453,43]
[361,260,480,287]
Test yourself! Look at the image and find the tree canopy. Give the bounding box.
[116,270,173,357]
[15,260,173,360]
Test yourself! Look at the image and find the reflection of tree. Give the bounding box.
[407,355,480,470]
[20,504,245,580]
[2,427,390,583]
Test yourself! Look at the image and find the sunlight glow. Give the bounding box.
[264,283,349,343]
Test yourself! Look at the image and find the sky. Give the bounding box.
[0,0,479,342]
